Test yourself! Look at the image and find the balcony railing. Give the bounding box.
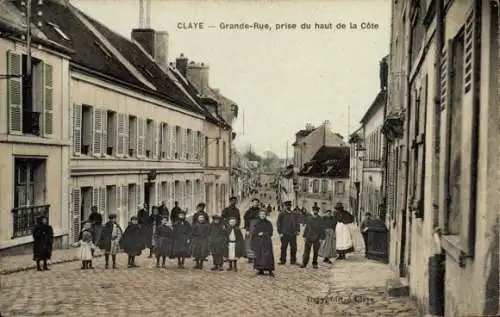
[12,204,50,238]
[22,110,41,136]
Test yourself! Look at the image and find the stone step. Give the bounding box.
[386,277,410,297]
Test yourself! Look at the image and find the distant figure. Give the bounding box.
[146,207,162,258]
[221,196,241,228]
[170,201,182,223]
[191,214,210,269]
[209,215,227,271]
[72,230,96,270]
[277,201,299,265]
[251,209,275,277]
[32,216,53,271]
[192,203,209,226]
[158,201,169,219]
[319,210,337,264]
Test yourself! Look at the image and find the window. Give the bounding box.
[137,118,146,157]
[159,123,170,159]
[175,126,182,159]
[321,179,328,193]
[116,113,128,157]
[186,129,192,160]
[106,110,117,156]
[335,181,345,195]
[6,52,53,136]
[161,182,167,202]
[312,179,319,193]
[81,105,92,155]
[301,178,309,192]
[146,119,154,158]
[128,115,137,156]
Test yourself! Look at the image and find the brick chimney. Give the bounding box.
[132,28,169,71]
[186,61,210,95]
[175,53,188,76]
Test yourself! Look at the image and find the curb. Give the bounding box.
[0,254,104,276]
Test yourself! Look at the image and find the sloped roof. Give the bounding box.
[9,0,205,116]
[298,146,350,178]
[360,90,387,124]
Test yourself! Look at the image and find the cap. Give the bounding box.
[312,202,320,210]
[108,213,117,219]
[197,202,206,208]
[229,196,237,201]
[334,202,344,211]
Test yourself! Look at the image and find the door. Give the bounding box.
[144,182,150,212]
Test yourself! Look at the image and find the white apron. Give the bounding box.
[335,222,353,251]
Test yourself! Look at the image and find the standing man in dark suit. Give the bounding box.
[221,196,241,228]
[277,200,300,265]
[300,203,325,269]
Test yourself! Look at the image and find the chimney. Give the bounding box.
[176,53,188,76]
[132,28,169,71]
[186,62,210,95]
[305,123,314,131]
[379,56,388,91]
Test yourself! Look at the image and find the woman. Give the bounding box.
[334,202,354,260]
[209,215,227,271]
[155,217,173,268]
[251,209,275,277]
[119,216,145,267]
[243,198,260,263]
[190,214,210,269]
[318,210,337,263]
[32,216,54,271]
[171,211,192,268]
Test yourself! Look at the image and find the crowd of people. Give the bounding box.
[31,193,360,277]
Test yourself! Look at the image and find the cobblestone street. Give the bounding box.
[0,201,418,317]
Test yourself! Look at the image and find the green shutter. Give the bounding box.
[44,63,53,135]
[7,51,22,134]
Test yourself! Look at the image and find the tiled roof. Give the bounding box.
[296,129,314,137]
[298,146,350,178]
[10,0,205,116]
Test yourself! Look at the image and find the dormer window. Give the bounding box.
[47,22,69,40]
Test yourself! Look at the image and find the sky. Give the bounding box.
[71,0,391,158]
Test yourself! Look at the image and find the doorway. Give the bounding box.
[80,187,92,221]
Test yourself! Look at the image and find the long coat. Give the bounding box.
[191,222,210,259]
[209,222,227,257]
[244,206,260,258]
[145,214,162,248]
[119,224,144,256]
[99,221,123,252]
[221,205,241,227]
[170,207,182,223]
[319,216,337,258]
[155,225,173,257]
[224,227,245,259]
[251,219,275,271]
[171,220,192,258]
[32,223,53,261]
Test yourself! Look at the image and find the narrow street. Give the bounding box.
[0,196,417,317]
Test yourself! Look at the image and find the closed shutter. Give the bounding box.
[73,104,82,156]
[93,108,102,156]
[129,117,136,155]
[137,183,142,206]
[43,63,53,136]
[101,110,108,156]
[117,114,123,156]
[99,187,106,220]
[193,132,198,160]
[7,51,22,134]
[121,185,128,221]
[116,186,122,223]
[165,123,171,159]
[183,128,188,159]
[92,187,99,209]
[71,188,82,243]
[138,118,146,157]
[153,121,159,159]
[123,114,129,157]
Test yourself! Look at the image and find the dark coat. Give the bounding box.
[155,225,173,257]
[277,211,300,235]
[137,209,149,225]
[32,223,53,261]
[251,219,275,271]
[209,222,227,257]
[170,206,182,223]
[322,216,337,230]
[119,223,144,256]
[144,214,162,248]
[99,221,123,251]
[337,210,354,224]
[192,211,209,225]
[221,205,241,227]
[191,222,210,259]
[243,206,260,230]
[303,215,326,242]
[171,220,192,258]
[158,205,169,219]
[88,212,103,225]
[224,227,245,258]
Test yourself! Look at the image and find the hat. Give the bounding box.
[312,202,320,210]
[130,216,138,221]
[334,202,344,211]
[212,214,222,219]
[229,196,237,201]
[197,202,206,208]
[284,200,292,206]
[108,213,117,219]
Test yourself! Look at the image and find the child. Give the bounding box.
[119,216,144,268]
[209,215,227,271]
[72,230,96,269]
[171,211,192,268]
[98,214,123,269]
[191,214,210,269]
[224,217,245,272]
[79,221,94,268]
[155,217,173,268]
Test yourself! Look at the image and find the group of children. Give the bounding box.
[73,210,245,271]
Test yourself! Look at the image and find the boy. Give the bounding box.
[99,214,123,269]
[224,217,244,272]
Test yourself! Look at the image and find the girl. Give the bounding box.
[209,215,227,271]
[171,211,192,268]
[224,217,244,272]
[32,216,53,271]
[78,221,95,269]
[99,214,123,269]
[191,214,210,269]
[119,216,145,268]
[155,217,173,268]
[72,230,96,269]
[319,210,337,264]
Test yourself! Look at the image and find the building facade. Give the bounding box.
[384,0,499,316]
[348,127,364,223]
[0,1,72,253]
[297,146,350,213]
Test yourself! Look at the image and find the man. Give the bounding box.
[221,196,241,228]
[277,201,300,265]
[192,203,209,225]
[170,201,182,223]
[301,203,325,269]
[88,206,103,244]
[243,198,261,263]
[158,201,169,219]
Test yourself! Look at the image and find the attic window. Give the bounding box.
[47,22,69,40]
[93,41,111,58]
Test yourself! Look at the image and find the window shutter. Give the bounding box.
[43,63,53,136]
[183,129,188,159]
[93,108,102,156]
[153,121,159,159]
[172,126,177,158]
[193,132,198,160]
[101,109,108,156]
[73,103,82,156]
[165,123,171,159]
[138,118,146,157]
[121,185,128,221]
[117,114,123,157]
[463,12,474,94]
[71,188,81,243]
[129,117,137,155]
[100,187,106,220]
[116,185,122,222]
[123,115,129,157]
[137,183,142,206]
[7,51,22,134]
[92,187,99,209]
